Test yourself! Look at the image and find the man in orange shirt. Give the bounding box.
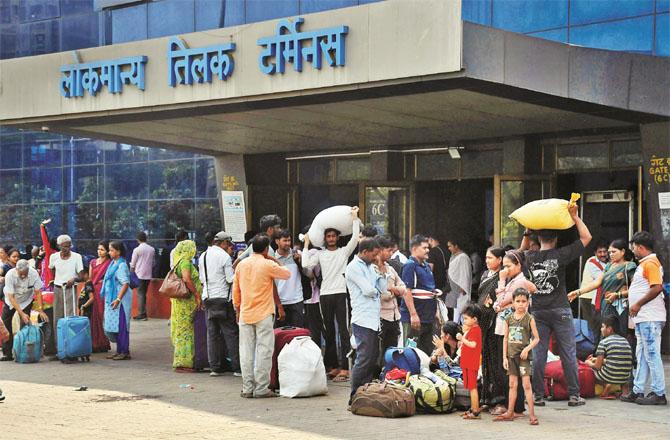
[233,234,290,398]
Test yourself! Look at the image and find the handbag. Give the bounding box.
[158,259,191,299]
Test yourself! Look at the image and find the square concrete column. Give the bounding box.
[213,154,249,233]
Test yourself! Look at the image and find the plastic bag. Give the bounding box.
[278,336,328,398]
[509,193,580,230]
[304,205,361,248]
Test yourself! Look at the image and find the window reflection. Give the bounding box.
[105,201,148,239]
[23,167,62,203]
[64,165,103,202]
[147,200,195,240]
[66,203,103,239]
[148,160,195,199]
[105,162,148,200]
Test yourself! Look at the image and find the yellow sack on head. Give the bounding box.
[509,193,580,230]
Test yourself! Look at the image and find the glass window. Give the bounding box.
[60,0,94,16]
[17,19,60,56]
[18,0,59,23]
[23,167,62,203]
[147,200,194,240]
[63,138,103,165]
[557,142,609,170]
[527,28,568,43]
[0,170,23,204]
[148,0,194,38]
[659,0,670,13]
[336,158,370,181]
[194,200,221,245]
[111,2,147,44]
[195,0,224,31]
[416,153,459,180]
[0,24,18,59]
[105,162,148,200]
[0,205,24,242]
[105,201,148,239]
[223,0,244,27]
[570,0,653,26]
[103,142,149,163]
[246,0,299,24]
[462,0,492,26]
[148,148,194,161]
[500,180,523,247]
[148,160,195,199]
[196,158,217,198]
[612,139,643,167]
[23,135,62,167]
[64,165,104,203]
[0,132,22,169]
[570,16,653,53]
[61,12,99,51]
[65,203,104,240]
[365,187,408,245]
[1,0,20,24]
[26,204,63,243]
[300,0,356,14]
[492,0,568,33]
[656,13,669,56]
[298,159,332,184]
[461,149,503,177]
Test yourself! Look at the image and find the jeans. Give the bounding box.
[1,302,32,357]
[532,307,580,398]
[136,279,150,317]
[276,302,305,328]
[239,314,275,396]
[320,293,351,370]
[633,321,666,396]
[205,299,239,372]
[350,324,380,403]
[402,322,434,357]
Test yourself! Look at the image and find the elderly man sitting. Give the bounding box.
[1,259,48,361]
[48,234,84,361]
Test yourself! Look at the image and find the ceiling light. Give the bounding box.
[448,147,461,159]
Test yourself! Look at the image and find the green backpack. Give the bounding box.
[408,370,457,414]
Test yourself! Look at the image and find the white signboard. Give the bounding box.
[658,192,670,209]
[221,191,247,242]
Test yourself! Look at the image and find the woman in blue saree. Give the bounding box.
[101,240,132,360]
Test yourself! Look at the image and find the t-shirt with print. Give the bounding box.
[505,312,533,358]
[628,254,665,324]
[525,240,584,310]
[594,334,632,384]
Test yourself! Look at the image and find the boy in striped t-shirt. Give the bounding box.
[586,315,633,399]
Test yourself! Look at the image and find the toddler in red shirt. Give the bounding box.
[459,303,482,419]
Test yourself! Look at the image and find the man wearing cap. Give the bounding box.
[48,235,84,360]
[199,231,240,376]
[1,260,48,361]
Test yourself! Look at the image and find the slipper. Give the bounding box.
[463,411,481,420]
[599,395,617,400]
[493,414,515,422]
[333,372,349,382]
[530,417,539,426]
[490,405,507,416]
[327,369,341,380]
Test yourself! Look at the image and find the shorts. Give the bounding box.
[507,356,531,377]
[462,368,478,390]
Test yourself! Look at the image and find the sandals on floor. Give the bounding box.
[493,413,515,422]
[332,371,350,382]
[530,417,539,426]
[462,410,481,420]
[327,369,341,380]
[599,394,618,400]
[490,405,508,416]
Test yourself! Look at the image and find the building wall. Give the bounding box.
[463,0,670,56]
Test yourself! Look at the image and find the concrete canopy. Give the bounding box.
[1,17,668,155]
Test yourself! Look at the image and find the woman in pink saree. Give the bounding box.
[89,240,112,352]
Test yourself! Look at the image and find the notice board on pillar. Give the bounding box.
[221,191,247,242]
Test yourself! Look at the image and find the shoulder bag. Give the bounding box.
[158,258,191,299]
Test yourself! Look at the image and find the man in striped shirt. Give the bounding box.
[585,315,633,399]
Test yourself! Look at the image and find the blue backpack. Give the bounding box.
[13,324,43,363]
[573,318,595,360]
[382,347,421,376]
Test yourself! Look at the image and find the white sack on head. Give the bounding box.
[306,205,361,248]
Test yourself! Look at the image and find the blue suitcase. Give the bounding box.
[13,323,42,363]
[57,286,92,362]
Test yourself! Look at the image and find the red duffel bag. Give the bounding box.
[544,360,596,400]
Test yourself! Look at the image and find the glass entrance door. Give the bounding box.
[365,186,409,247]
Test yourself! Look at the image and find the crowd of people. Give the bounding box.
[0,203,667,417]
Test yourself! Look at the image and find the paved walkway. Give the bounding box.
[1,319,668,439]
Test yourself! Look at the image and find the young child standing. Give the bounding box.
[497,288,540,425]
[459,303,483,420]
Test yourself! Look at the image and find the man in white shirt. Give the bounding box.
[1,260,48,360]
[274,229,304,328]
[49,235,84,358]
[303,207,360,382]
[579,240,608,343]
[199,231,239,377]
[130,231,155,320]
[233,215,282,267]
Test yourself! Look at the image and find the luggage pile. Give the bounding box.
[272,326,329,398]
[351,347,466,418]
